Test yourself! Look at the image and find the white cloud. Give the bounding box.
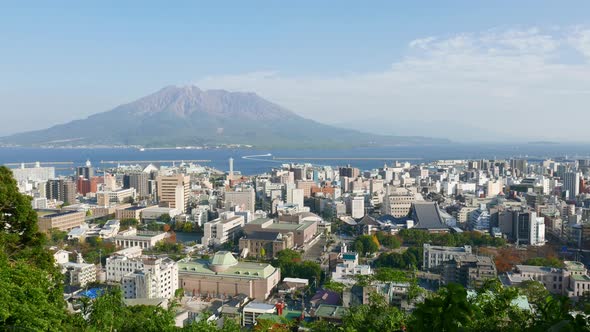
[196,26,590,141]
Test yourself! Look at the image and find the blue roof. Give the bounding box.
[80,288,104,299]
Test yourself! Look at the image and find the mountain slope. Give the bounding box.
[1,86,446,148]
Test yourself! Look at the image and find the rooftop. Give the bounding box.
[41,210,84,218]
[314,305,348,319]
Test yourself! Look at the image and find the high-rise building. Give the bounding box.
[45,179,76,204]
[563,172,581,200]
[339,165,360,179]
[124,172,150,198]
[286,187,304,208]
[76,160,94,180]
[224,188,256,212]
[157,174,190,213]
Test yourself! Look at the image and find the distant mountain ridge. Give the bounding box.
[0,86,447,148]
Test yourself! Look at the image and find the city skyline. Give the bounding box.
[2,2,590,141]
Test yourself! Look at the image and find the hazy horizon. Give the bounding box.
[2,2,590,142]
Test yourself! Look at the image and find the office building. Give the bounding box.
[202,212,245,246]
[224,188,256,213]
[38,210,85,233]
[76,160,94,180]
[96,188,136,206]
[124,172,150,198]
[157,174,190,213]
[563,172,581,200]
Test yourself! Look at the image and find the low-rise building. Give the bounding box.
[113,228,167,250]
[178,251,280,300]
[243,218,318,247]
[38,210,85,233]
[116,205,151,221]
[331,246,372,285]
[202,212,245,247]
[239,231,294,259]
[423,244,473,271]
[442,254,497,289]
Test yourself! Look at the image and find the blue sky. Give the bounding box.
[2,1,590,141]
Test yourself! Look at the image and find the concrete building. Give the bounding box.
[124,172,150,198]
[286,188,304,209]
[38,210,85,233]
[442,254,497,289]
[141,206,181,222]
[178,251,280,300]
[202,212,245,246]
[157,174,190,213]
[45,179,76,205]
[331,249,372,285]
[224,188,256,212]
[97,188,136,207]
[63,261,97,287]
[113,228,167,249]
[296,180,317,198]
[423,244,473,271]
[243,218,318,247]
[239,231,294,259]
[11,162,55,183]
[106,249,179,300]
[381,187,419,218]
[563,172,581,200]
[116,205,152,221]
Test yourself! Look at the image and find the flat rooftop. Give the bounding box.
[41,210,83,218]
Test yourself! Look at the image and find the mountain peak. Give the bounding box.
[0,85,446,148]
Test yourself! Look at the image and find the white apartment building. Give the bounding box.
[423,244,473,271]
[106,248,178,299]
[202,212,245,246]
[332,245,372,285]
[11,162,55,183]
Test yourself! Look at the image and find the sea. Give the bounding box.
[1,143,590,176]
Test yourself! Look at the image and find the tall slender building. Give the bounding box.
[563,172,581,200]
[228,158,234,180]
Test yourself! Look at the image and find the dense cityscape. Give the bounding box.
[4,2,590,331]
[3,154,590,330]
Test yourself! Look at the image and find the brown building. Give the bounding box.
[296,180,318,198]
[243,218,318,247]
[239,231,294,259]
[178,251,280,300]
[38,210,85,233]
[76,176,102,196]
[115,205,152,221]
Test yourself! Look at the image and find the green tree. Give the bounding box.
[410,283,473,332]
[0,166,40,245]
[343,292,406,332]
[518,280,550,307]
[120,218,139,230]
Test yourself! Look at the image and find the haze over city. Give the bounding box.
[2,1,590,141]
